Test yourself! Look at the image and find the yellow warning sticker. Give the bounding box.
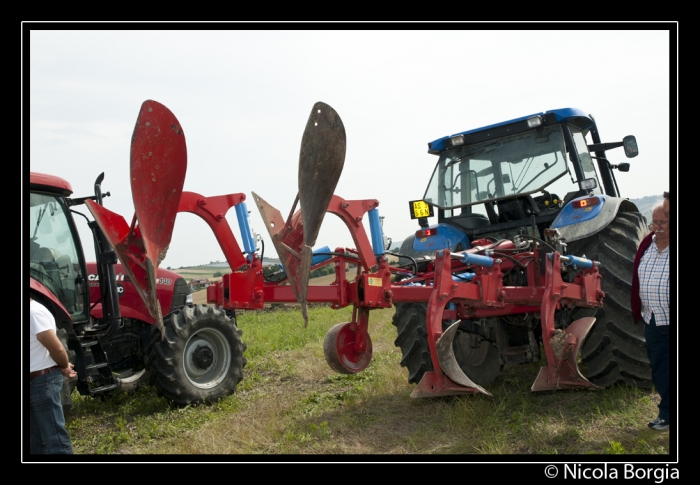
[368,277,382,287]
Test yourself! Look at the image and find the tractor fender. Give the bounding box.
[550,196,638,243]
[412,223,470,252]
[29,278,72,325]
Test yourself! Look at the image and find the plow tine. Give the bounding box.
[532,317,602,392]
[130,99,187,273]
[436,322,493,397]
[85,200,163,332]
[252,191,307,317]
[299,246,313,326]
[297,102,346,324]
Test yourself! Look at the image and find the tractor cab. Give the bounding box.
[30,171,122,335]
[409,108,638,250]
[30,176,90,324]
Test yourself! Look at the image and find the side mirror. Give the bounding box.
[623,135,638,158]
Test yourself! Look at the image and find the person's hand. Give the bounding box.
[61,363,77,378]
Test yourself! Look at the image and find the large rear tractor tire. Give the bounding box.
[146,304,247,406]
[392,303,502,388]
[566,210,652,388]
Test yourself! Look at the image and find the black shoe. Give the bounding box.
[648,418,670,431]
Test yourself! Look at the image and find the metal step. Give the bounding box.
[75,335,117,397]
[88,383,118,395]
[86,362,109,371]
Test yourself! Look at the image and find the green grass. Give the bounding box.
[62,305,671,457]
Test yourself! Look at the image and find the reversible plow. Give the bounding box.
[86,100,606,398]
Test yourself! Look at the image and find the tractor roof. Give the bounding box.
[30,172,73,197]
[427,107,593,154]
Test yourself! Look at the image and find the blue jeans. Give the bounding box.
[645,314,670,423]
[29,369,73,454]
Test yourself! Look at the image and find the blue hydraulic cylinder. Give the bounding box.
[311,246,332,266]
[452,251,494,268]
[452,272,476,282]
[548,253,594,269]
[234,202,257,260]
[279,246,332,275]
[368,208,386,257]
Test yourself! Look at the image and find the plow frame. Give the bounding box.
[171,188,607,395]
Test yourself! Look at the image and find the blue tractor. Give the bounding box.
[395,108,651,390]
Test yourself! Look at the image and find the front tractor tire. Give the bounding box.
[147,304,247,406]
[566,210,652,389]
[392,303,502,388]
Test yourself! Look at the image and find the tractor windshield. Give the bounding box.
[29,192,87,321]
[424,124,573,210]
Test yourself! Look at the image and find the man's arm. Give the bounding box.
[35,330,76,377]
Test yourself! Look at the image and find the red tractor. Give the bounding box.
[78,100,614,405]
[29,172,206,410]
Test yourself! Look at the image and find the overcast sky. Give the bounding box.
[26,27,676,269]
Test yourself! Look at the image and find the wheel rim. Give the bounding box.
[324,322,372,374]
[183,327,231,388]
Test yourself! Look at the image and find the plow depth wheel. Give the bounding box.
[323,322,373,374]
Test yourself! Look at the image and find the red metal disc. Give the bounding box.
[130,99,187,267]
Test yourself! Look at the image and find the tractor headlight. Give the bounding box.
[185,293,193,305]
[448,135,465,147]
[527,116,543,128]
[579,178,598,191]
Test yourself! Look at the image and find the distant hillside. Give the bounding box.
[629,195,663,225]
[176,257,280,270]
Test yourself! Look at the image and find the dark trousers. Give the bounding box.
[645,314,670,423]
[29,369,73,454]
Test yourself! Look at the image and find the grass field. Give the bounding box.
[59,302,673,459]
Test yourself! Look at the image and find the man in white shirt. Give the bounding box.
[29,297,77,454]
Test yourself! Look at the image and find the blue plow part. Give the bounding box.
[368,208,385,257]
[452,272,475,282]
[234,202,257,262]
[452,251,494,268]
[548,253,594,269]
[278,246,332,275]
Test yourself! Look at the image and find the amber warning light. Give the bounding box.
[409,200,434,220]
[572,197,600,209]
